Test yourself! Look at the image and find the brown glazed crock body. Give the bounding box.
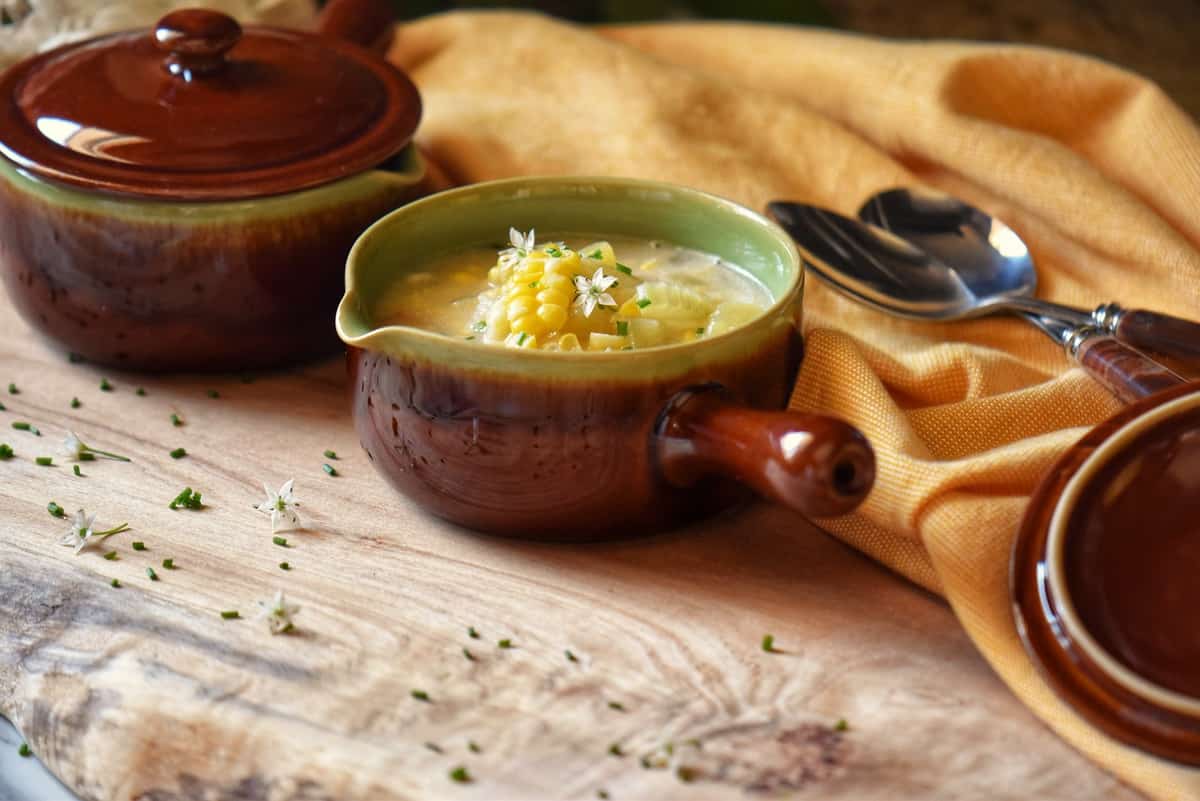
[0,159,422,370]
[349,324,805,540]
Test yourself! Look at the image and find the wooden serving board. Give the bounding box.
[0,295,1140,800]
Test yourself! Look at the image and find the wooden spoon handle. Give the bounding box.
[1095,303,1200,364]
[655,385,875,519]
[315,0,395,53]
[1070,330,1186,404]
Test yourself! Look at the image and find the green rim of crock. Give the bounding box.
[337,176,804,381]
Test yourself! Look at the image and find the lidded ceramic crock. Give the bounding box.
[0,5,422,200]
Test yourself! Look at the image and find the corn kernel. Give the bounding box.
[511,314,545,335]
[507,296,537,320]
[557,333,581,351]
[542,273,573,292]
[536,288,571,307]
[537,303,568,330]
[618,298,642,317]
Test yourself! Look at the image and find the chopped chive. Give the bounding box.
[99,378,112,391]
[279,562,291,571]
[676,766,698,783]
[135,387,146,396]
[636,298,652,309]
[273,536,288,547]
[465,335,476,340]
[597,791,610,800]
[424,742,443,753]
[0,401,4,410]
[473,320,487,332]
[47,501,64,518]
[565,649,578,662]
[497,638,513,649]
[110,579,120,588]
[35,456,52,466]
[162,559,175,570]
[615,263,632,275]
[206,389,219,398]
[170,413,183,427]
[70,397,81,409]
[322,463,338,476]
[220,610,240,619]
[131,541,146,551]
[615,321,629,337]
[169,447,186,459]
[103,551,118,561]
[17,743,30,757]
[516,332,528,346]
[608,743,624,757]
[608,701,626,712]
[448,766,472,784]
[468,626,480,639]
[468,740,481,753]
[834,718,849,732]
[146,567,158,581]
[411,689,431,702]
[79,452,94,461]
[12,421,31,431]
[761,634,776,653]
[589,249,603,259]
[462,647,475,661]
[168,487,203,510]
[695,327,705,335]
[323,449,337,459]
[527,281,539,289]
[7,383,17,394]
[0,443,12,459]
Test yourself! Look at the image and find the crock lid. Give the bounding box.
[0,8,422,200]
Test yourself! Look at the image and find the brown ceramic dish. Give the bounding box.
[1012,380,1200,765]
[337,177,876,539]
[0,0,425,371]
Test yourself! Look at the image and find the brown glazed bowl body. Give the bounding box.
[337,177,875,540]
[1012,380,1200,765]
[0,1,424,371]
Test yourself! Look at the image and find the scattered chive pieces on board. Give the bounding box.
[18,743,31,757]
[136,387,146,396]
[761,634,776,653]
[448,766,471,784]
[0,444,12,459]
[170,413,183,427]
[411,689,431,702]
[206,389,219,398]
[597,791,610,800]
[324,449,337,459]
[497,638,513,649]
[132,541,146,551]
[146,567,158,581]
[35,456,52,466]
[103,551,118,561]
[0,401,4,410]
[462,647,475,662]
[7,383,17,394]
[273,536,288,547]
[100,378,112,391]
[79,452,94,461]
[607,701,626,712]
[162,559,175,570]
[565,649,579,663]
[47,501,64,518]
[70,397,81,409]
[835,718,849,732]
[468,741,481,754]
[468,626,480,639]
[110,579,120,588]
[279,562,291,571]
[169,447,187,459]
[676,766,698,783]
[12,421,31,431]
[322,463,337,476]
[220,610,240,619]
[608,743,624,757]
[424,742,442,753]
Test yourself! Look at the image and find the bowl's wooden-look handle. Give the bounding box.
[316,0,395,53]
[655,386,875,519]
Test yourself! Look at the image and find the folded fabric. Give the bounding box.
[390,12,1200,799]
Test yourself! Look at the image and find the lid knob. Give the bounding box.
[154,8,242,81]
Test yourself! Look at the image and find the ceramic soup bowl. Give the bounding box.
[337,177,876,539]
[1013,380,1200,765]
[0,0,424,371]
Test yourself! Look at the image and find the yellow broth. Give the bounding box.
[372,232,773,351]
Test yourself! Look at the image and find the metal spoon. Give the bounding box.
[858,187,1200,363]
[765,201,1184,403]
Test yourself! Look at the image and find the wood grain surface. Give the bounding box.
[0,295,1141,800]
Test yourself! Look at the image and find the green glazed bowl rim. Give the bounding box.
[337,175,803,378]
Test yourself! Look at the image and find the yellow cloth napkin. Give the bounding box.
[390,12,1200,798]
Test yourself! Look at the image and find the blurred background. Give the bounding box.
[380,0,1198,117]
